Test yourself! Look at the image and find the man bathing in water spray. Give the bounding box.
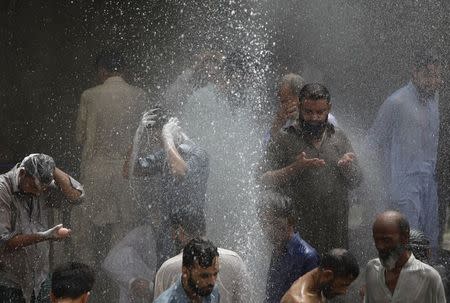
[364,211,445,302]
[260,83,362,254]
[281,249,359,303]
[126,109,209,266]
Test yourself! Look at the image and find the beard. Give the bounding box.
[379,243,406,270]
[187,273,214,297]
[299,116,328,139]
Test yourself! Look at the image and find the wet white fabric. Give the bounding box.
[102,225,157,303]
[75,75,147,226]
[364,254,446,303]
[154,248,251,303]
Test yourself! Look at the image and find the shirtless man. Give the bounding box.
[281,249,359,303]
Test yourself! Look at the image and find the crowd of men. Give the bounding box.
[0,47,447,303]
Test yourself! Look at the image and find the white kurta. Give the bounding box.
[75,76,148,226]
[364,254,446,303]
[154,248,251,303]
[102,225,157,303]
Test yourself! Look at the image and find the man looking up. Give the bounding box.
[260,83,362,253]
[0,154,84,302]
[154,238,220,303]
[50,262,95,303]
[258,191,319,303]
[281,248,359,303]
[367,49,443,251]
[364,210,445,302]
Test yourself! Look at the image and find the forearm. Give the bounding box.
[53,167,83,201]
[164,142,187,177]
[5,234,47,250]
[261,163,301,187]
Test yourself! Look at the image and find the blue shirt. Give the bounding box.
[264,232,320,303]
[154,277,220,303]
[138,141,209,221]
[367,82,439,199]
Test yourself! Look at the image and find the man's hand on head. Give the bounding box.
[141,108,159,128]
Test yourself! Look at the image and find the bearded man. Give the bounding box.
[364,211,445,302]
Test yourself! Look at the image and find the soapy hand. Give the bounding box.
[37,224,71,240]
[162,117,183,148]
[140,108,159,128]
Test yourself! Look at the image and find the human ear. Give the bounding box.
[322,269,334,283]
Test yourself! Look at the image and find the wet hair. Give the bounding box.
[409,229,430,262]
[95,49,125,73]
[320,248,359,279]
[258,190,296,226]
[20,153,55,185]
[182,238,219,269]
[413,48,442,69]
[278,73,305,96]
[171,208,206,238]
[51,262,95,299]
[298,83,331,103]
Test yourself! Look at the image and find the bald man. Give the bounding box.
[364,211,445,302]
[281,249,359,303]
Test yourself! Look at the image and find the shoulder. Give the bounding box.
[271,125,299,147]
[414,259,442,282]
[154,284,176,303]
[384,83,416,107]
[0,169,16,204]
[159,254,182,275]
[330,127,352,145]
[218,248,244,262]
[291,235,319,259]
[217,248,247,271]
[81,84,103,99]
[183,142,209,162]
[366,258,383,272]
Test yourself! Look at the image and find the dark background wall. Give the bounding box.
[0,0,449,172]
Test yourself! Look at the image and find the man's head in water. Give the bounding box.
[372,211,410,270]
[258,191,296,249]
[318,248,359,299]
[18,153,55,197]
[298,83,332,139]
[182,238,219,298]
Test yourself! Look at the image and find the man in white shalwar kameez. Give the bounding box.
[364,211,445,303]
